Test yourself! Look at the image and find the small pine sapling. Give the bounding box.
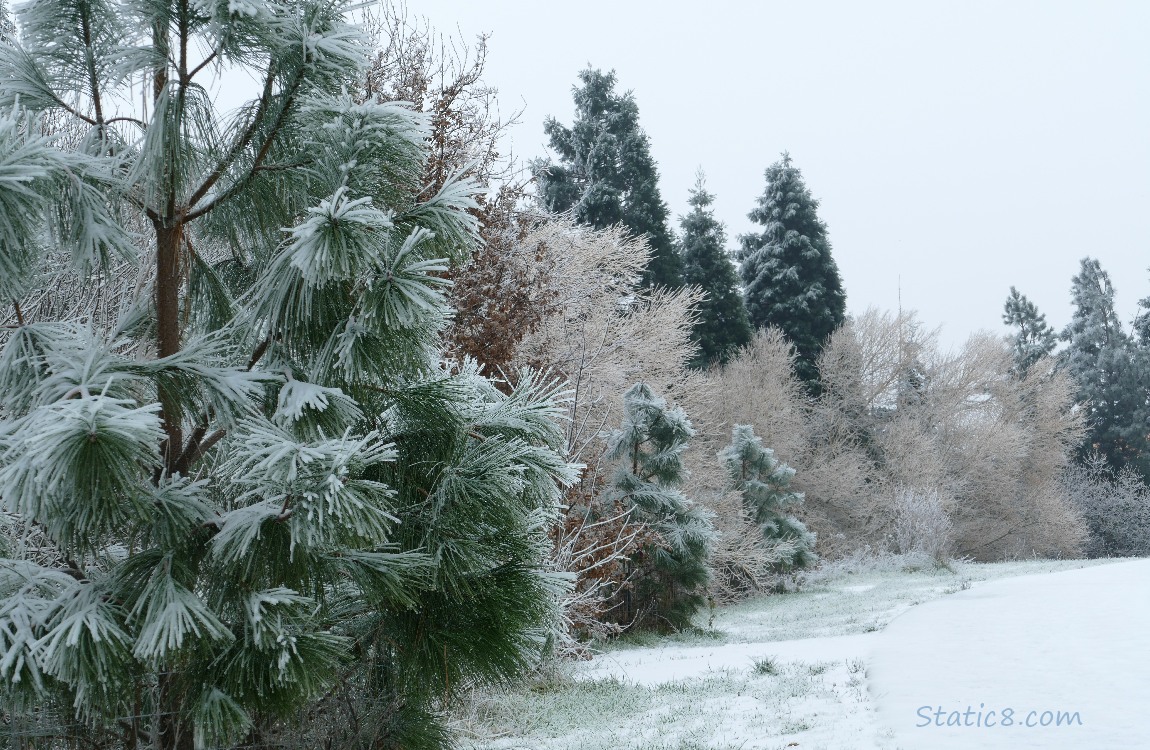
[720,425,817,571]
[606,383,714,631]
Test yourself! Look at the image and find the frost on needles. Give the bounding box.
[0,2,577,749]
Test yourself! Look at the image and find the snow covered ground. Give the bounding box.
[456,557,1137,750]
[871,558,1150,749]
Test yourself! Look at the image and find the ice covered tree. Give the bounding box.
[0,1,13,41]
[1003,286,1058,375]
[534,68,682,289]
[678,172,752,368]
[1134,280,1150,348]
[720,425,816,571]
[1061,258,1149,479]
[606,383,713,631]
[0,2,575,749]
[739,153,846,388]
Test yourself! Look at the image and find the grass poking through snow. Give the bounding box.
[453,556,1119,750]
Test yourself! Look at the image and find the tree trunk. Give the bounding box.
[155,220,184,469]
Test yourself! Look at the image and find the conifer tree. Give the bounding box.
[678,172,752,368]
[606,384,713,631]
[535,68,682,289]
[1002,286,1058,375]
[1134,280,1150,348]
[720,425,817,571]
[1061,258,1149,479]
[0,1,12,41]
[739,153,846,387]
[0,3,575,748]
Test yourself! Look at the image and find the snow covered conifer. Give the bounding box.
[1002,286,1058,375]
[739,153,846,388]
[678,172,752,368]
[0,2,12,41]
[720,425,817,571]
[605,383,713,631]
[0,3,575,748]
[1061,258,1149,480]
[535,68,683,289]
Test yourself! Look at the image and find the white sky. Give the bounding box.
[412,0,1150,350]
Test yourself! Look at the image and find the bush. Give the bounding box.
[889,487,954,564]
[1063,455,1150,557]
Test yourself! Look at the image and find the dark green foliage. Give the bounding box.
[0,3,576,748]
[606,383,713,631]
[739,153,846,387]
[678,173,752,368]
[720,425,817,570]
[1060,258,1150,480]
[535,68,682,289]
[1002,286,1058,375]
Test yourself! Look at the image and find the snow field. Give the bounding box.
[455,557,1124,749]
[870,557,1150,749]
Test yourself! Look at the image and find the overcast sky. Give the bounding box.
[412,0,1150,350]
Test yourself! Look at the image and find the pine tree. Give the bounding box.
[0,3,575,749]
[535,68,682,289]
[720,425,817,571]
[606,383,713,631]
[678,172,752,368]
[1002,286,1058,375]
[1061,258,1149,479]
[739,153,846,387]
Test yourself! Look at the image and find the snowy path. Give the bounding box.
[869,558,1150,749]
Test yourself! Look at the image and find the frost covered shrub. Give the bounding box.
[0,3,576,748]
[1064,455,1150,558]
[889,487,954,564]
[805,312,1086,560]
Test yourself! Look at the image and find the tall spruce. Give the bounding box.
[0,3,576,749]
[1061,258,1149,479]
[739,153,846,387]
[720,425,816,571]
[606,383,713,631]
[678,172,752,368]
[535,68,682,288]
[1002,286,1058,375]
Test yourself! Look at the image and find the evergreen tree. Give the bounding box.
[739,153,846,387]
[1002,286,1058,375]
[720,425,817,570]
[678,172,752,368]
[1133,277,1150,348]
[1061,258,1149,479]
[535,68,682,289]
[606,383,713,631]
[0,3,575,749]
[0,1,13,41]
